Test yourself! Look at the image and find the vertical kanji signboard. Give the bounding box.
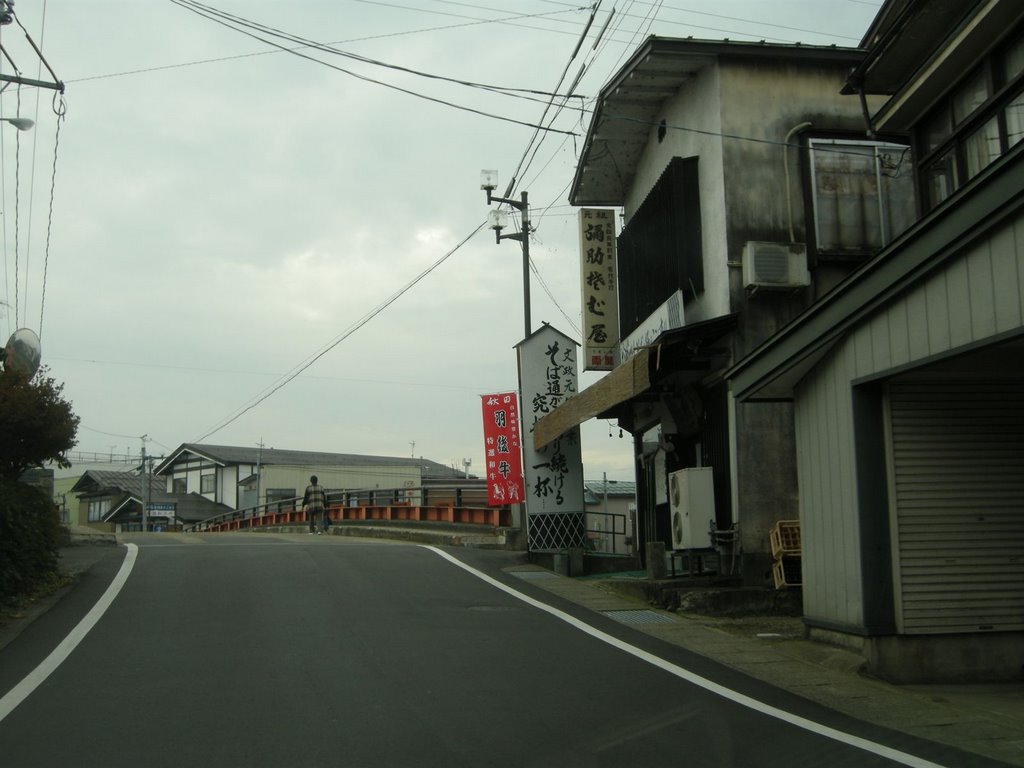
[480,392,524,507]
[519,324,585,552]
[579,208,619,372]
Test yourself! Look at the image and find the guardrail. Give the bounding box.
[186,485,512,533]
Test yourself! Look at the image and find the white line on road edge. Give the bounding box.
[423,546,949,768]
[0,543,139,723]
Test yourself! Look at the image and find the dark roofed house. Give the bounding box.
[70,470,230,532]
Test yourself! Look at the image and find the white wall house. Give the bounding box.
[154,443,465,511]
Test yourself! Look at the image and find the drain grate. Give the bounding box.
[602,609,676,626]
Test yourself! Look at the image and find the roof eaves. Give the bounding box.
[571,36,864,207]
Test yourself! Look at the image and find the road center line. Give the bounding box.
[423,545,948,768]
[0,543,139,723]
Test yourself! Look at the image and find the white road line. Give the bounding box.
[423,545,949,768]
[0,543,139,723]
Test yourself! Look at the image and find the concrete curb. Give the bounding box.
[251,522,515,549]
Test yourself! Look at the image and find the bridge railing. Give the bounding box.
[185,485,511,533]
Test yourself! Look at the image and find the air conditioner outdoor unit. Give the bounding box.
[668,468,714,550]
[742,241,810,290]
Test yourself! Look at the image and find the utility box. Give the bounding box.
[668,468,715,550]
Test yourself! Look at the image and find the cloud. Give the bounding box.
[2,0,880,479]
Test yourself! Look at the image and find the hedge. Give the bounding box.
[0,477,62,606]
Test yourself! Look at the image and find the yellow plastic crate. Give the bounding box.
[770,520,801,559]
[772,555,802,589]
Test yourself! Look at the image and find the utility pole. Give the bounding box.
[140,435,149,533]
[481,171,532,340]
[255,438,264,513]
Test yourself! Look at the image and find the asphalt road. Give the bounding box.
[0,535,1009,767]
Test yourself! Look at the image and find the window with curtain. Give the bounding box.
[917,26,1024,210]
[808,138,915,257]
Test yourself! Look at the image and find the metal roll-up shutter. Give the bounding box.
[888,380,1024,635]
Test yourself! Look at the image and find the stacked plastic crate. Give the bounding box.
[770,520,801,589]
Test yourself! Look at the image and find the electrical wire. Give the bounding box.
[12,88,22,326]
[169,0,580,136]
[50,353,495,392]
[69,1,866,88]
[1,2,63,339]
[192,223,486,443]
[501,2,597,199]
[178,0,583,101]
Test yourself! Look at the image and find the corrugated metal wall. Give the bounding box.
[794,216,1024,633]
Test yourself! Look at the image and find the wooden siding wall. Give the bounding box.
[795,214,1024,631]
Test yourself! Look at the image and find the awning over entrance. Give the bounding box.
[533,314,738,449]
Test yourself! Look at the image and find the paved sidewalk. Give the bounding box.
[501,563,1024,768]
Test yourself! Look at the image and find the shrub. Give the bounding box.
[0,477,62,607]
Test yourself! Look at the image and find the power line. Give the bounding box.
[192,223,486,442]
[169,0,580,136]
[49,353,496,392]
[68,2,868,89]
[176,0,584,100]
[69,6,590,85]
[504,2,600,199]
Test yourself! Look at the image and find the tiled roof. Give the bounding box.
[70,470,167,499]
[584,480,637,500]
[155,443,464,478]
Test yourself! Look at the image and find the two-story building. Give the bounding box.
[729,0,1024,681]
[536,37,912,582]
[154,443,468,511]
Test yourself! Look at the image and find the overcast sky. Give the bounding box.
[1,0,880,480]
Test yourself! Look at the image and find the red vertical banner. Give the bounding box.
[481,392,525,507]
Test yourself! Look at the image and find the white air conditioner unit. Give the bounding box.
[668,468,714,550]
[742,241,810,290]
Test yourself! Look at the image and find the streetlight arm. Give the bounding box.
[480,182,531,338]
[485,188,526,212]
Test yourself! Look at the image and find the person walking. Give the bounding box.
[302,475,328,534]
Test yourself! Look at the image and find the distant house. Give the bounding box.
[584,479,637,556]
[70,470,230,532]
[153,443,468,512]
[52,459,138,525]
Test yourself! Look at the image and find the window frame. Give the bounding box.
[916,27,1024,210]
[88,497,111,523]
[803,133,915,263]
[265,488,297,506]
